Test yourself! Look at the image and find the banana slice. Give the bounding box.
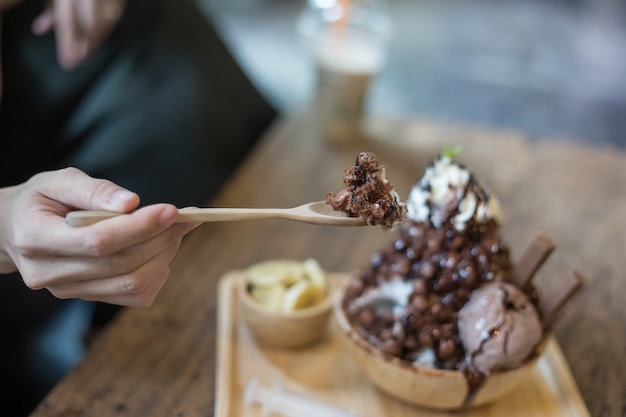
[246,260,303,288]
[249,284,285,312]
[245,258,328,311]
[302,258,327,293]
[282,280,320,312]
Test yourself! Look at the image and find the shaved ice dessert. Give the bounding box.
[340,150,549,395]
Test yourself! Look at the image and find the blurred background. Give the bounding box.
[198,0,626,149]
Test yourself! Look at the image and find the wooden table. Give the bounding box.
[30,114,625,417]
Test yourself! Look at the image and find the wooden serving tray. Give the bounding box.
[215,271,590,417]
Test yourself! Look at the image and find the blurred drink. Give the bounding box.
[297,0,392,145]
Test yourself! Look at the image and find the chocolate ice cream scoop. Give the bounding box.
[458,282,542,375]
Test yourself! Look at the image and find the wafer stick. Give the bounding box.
[512,231,556,288]
[539,270,585,330]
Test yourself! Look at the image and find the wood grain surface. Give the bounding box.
[30,115,625,417]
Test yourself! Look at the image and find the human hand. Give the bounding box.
[31,0,127,69]
[0,167,200,307]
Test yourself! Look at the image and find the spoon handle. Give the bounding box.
[66,207,288,227]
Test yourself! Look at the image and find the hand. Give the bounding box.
[31,0,127,69]
[0,167,200,307]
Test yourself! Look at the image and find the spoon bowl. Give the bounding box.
[66,201,367,227]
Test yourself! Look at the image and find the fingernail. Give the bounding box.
[108,190,136,210]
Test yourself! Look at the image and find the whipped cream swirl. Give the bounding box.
[406,155,502,231]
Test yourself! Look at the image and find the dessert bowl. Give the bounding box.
[333,280,546,410]
[238,271,333,348]
[326,151,584,410]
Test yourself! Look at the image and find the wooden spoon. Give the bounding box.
[66,201,367,227]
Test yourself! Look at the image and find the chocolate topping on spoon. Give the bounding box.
[326,151,406,230]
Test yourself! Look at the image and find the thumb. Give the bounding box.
[39,167,140,213]
[32,8,55,35]
[98,186,140,213]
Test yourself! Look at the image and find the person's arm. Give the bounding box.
[0,168,199,307]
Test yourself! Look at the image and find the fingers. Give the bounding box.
[34,167,139,212]
[4,167,199,307]
[53,0,85,69]
[32,7,55,35]
[35,224,189,307]
[22,222,194,287]
[37,0,127,69]
[48,254,175,308]
[71,205,183,256]
[6,168,148,263]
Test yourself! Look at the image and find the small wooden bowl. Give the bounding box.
[238,279,333,348]
[333,281,546,410]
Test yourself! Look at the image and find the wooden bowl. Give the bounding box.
[333,281,546,410]
[238,278,333,348]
